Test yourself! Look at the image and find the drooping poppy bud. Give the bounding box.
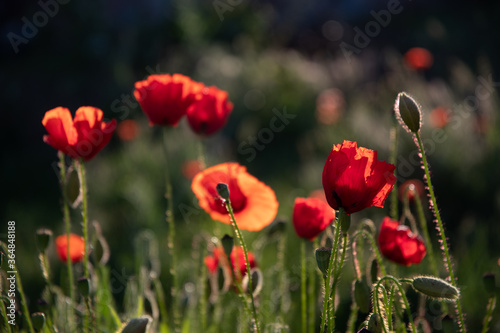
[412,276,459,301]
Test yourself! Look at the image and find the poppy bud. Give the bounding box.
[315,247,332,277]
[221,234,234,260]
[353,279,371,313]
[31,312,46,331]
[395,92,422,133]
[216,183,230,200]
[36,229,52,253]
[367,313,383,333]
[483,273,496,296]
[65,166,82,208]
[77,277,90,298]
[412,276,459,301]
[120,316,152,333]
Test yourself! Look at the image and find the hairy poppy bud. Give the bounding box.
[412,276,459,301]
[367,313,383,333]
[353,279,371,313]
[315,247,332,277]
[221,234,234,260]
[216,183,230,200]
[36,229,52,252]
[395,92,422,133]
[121,316,152,333]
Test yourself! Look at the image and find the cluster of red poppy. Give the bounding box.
[42,73,426,269]
[134,74,233,135]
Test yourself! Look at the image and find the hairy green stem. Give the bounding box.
[320,216,340,333]
[162,129,180,332]
[481,296,496,333]
[301,240,307,333]
[413,190,439,276]
[351,230,387,277]
[389,117,399,221]
[76,160,89,278]
[375,276,416,333]
[415,132,466,332]
[308,239,319,333]
[59,153,76,313]
[224,199,261,333]
[329,233,348,333]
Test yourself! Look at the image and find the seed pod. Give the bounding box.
[412,276,459,301]
[394,92,422,133]
[31,312,46,331]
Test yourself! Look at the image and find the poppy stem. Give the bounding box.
[389,116,399,221]
[162,129,180,333]
[351,230,388,278]
[415,132,466,332]
[224,199,261,333]
[301,240,307,333]
[329,233,348,333]
[196,139,207,170]
[0,242,35,333]
[320,213,341,333]
[75,159,89,278]
[308,240,317,333]
[58,152,76,327]
[413,187,439,277]
[374,276,417,333]
[481,295,496,333]
[75,160,94,333]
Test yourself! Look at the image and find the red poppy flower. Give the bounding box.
[322,140,396,214]
[192,162,278,231]
[187,86,233,136]
[293,197,335,240]
[181,160,204,180]
[42,106,116,161]
[378,217,426,266]
[204,246,256,279]
[404,47,434,71]
[398,179,425,203]
[133,74,203,127]
[55,234,85,263]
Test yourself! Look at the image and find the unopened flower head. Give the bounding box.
[412,276,459,301]
[394,92,422,133]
